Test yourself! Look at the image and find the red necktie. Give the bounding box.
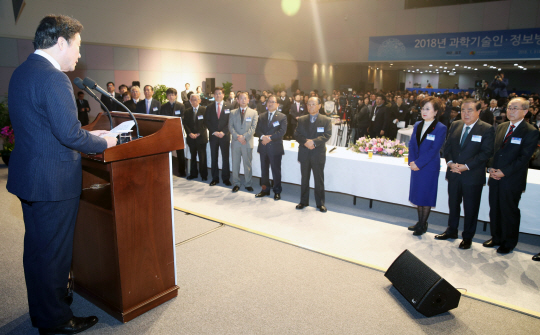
[217,103,221,119]
[502,124,515,148]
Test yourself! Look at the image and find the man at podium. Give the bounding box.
[6,15,116,335]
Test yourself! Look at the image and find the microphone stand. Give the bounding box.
[73,77,113,130]
[83,77,141,139]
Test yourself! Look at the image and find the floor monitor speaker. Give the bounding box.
[385,249,461,317]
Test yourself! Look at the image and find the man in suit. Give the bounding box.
[484,97,539,254]
[184,94,208,180]
[136,85,161,114]
[124,86,141,113]
[294,97,332,212]
[204,86,232,186]
[76,91,91,126]
[181,83,191,105]
[435,99,495,249]
[489,99,501,118]
[255,95,287,200]
[100,81,121,112]
[160,88,187,177]
[7,15,117,334]
[490,72,509,99]
[369,94,390,138]
[479,99,495,125]
[289,94,306,139]
[228,92,258,192]
[227,91,239,109]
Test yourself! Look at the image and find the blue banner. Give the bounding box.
[368,28,540,61]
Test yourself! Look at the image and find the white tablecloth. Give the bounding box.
[184,138,540,235]
[329,124,348,147]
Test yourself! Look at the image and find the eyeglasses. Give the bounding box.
[307,103,318,106]
[507,107,525,111]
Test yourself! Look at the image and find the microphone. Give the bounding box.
[83,77,141,139]
[74,77,113,131]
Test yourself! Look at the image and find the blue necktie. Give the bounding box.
[460,126,470,148]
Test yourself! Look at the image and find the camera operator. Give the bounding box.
[490,71,508,99]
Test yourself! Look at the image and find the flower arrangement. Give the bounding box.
[1,125,14,154]
[349,136,408,158]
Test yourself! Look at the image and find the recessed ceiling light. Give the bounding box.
[474,68,478,70]
[390,63,393,65]
[445,62,448,64]
[429,64,433,67]
[455,64,459,66]
[498,68,501,71]
[416,69,419,71]
[514,63,518,66]
[524,68,527,70]
[377,68,379,70]
[407,70,410,72]
[444,67,447,69]
[483,64,487,66]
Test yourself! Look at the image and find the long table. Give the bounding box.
[183,138,540,235]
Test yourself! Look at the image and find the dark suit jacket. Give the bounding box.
[256,101,268,115]
[160,101,185,118]
[181,90,190,104]
[444,120,495,185]
[184,106,208,145]
[227,98,239,109]
[256,111,287,156]
[294,114,332,162]
[135,98,161,114]
[204,101,232,138]
[76,98,90,113]
[278,96,291,114]
[488,120,539,191]
[289,102,307,124]
[100,92,121,112]
[370,104,390,137]
[124,99,138,114]
[480,109,494,125]
[7,53,107,201]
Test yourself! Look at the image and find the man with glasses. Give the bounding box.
[255,95,287,200]
[100,81,121,112]
[484,97,539,254]
[294,97,332,212]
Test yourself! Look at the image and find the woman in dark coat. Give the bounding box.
[408,96,447,235]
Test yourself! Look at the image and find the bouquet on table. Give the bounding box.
[349,136,408,158]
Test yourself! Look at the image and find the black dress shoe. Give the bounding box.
[223,180,232,186]
[39,316,98,335]
[209,180,218,186]
[459,238,472,249]
[435,232,458,240]
[187,175,197,180]
[482,239,500,248]
[408,222,419,231]
[296,203,307,209]
[413,222,428,236]
[274,193,281,200]
[232,186,240,192]
[179,174,187,178]
[317,205,327,213]
[255,191,270,198]
[496,246,513,254]
[532,253,540,261]
[245,187,254,192]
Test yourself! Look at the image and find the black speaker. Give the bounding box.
[291,79,299,93]
[205,78,215,93]
[385,250,461,317]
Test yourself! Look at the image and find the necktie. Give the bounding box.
[268,112,273,125]
[460,126,470,148]
[297,103,300,113]
[217,103,221,119]
[146,100,150,114]
[241,108,245,124]
[502,124,515,148]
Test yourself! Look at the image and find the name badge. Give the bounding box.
[426,134,435,141]
[399,110,403,113]
[317,127,324,132]
[511,137,522,145]
[175,110,181,115]
[278,108,282,111]
[198,115,204,120]
[300,108,304,111]
[224,109,230,114]
[273,121,280,127]
[372,115,376,121]
[471,135,482,142]
[246,117,252,122]
[153,107,158,111]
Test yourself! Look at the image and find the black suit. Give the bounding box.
[289,102,307,136]
[161,101,187,176]
[294,114,332,206]
[124,99,138,114]
[369,104,390,138]
[480,108,494,125]
[204,101,232,182]
[100,92,121,112]
[444,120,495,239]
[227,98,239,109]
[385,102,399,139]
[256,101,268,115]
[184,105,208,179]
[487,120,539,249]
[181,90,190,105]
[135,98,161,114]
[256,110,287,194]
[76,98,91,126]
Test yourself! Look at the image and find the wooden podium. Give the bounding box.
[72,112,183,323]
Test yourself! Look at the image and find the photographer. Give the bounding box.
[490,71,508,99]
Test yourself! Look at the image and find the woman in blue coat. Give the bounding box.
[408,96,447,235]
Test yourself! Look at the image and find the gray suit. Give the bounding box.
[228,107,259,187]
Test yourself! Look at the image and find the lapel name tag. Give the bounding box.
[273,121,280,127]
[278,108,282,111]
[224,109,230,114]
[300,108,304,111]
[426,134,435,141]
[317,127,324,133]
[511,137,522,145]
[399,110,403,113]
[246,117,252,122]
[153,107,158,111]
[198,115,204,120]
[471,135,482,142]
[175,110,181,115]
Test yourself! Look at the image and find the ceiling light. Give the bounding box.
[429,64,433,67]
[483,64,487,66]
[474,68,478,70]
[524,68,527,70]
[498,68,501,71]
[455,64,459,66]
[444,67,447,69]
[514,63,518,66]
[407,70,410,72]
[390,63,393,65]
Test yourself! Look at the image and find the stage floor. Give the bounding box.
[173,175,540,317]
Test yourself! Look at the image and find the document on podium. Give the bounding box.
[99,121,135,138]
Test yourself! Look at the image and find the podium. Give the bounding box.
[72,112,183,323]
